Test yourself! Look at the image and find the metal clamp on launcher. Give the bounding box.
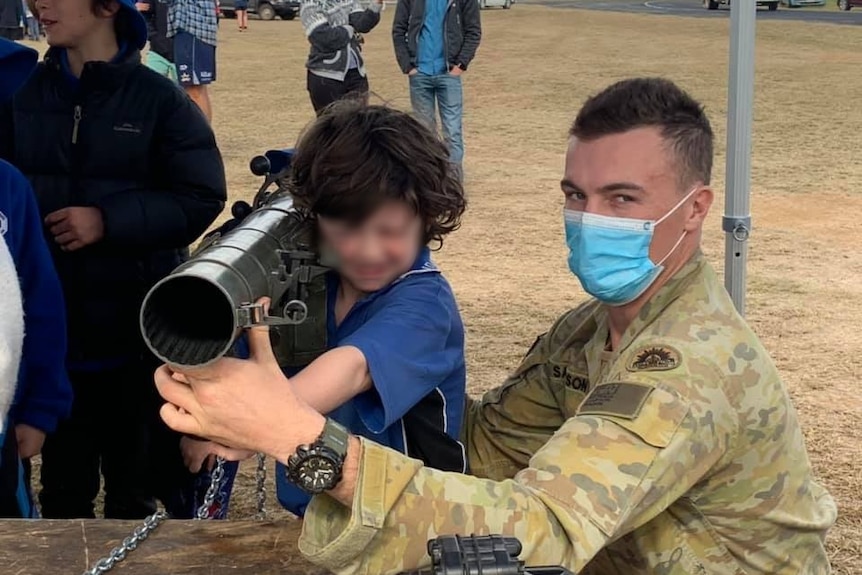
[402,535,575,575]
[140,149,331,370]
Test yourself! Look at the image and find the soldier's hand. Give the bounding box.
[156,298,325,459]
[45,207,105,251]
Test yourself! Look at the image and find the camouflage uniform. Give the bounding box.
[298,253,837,575]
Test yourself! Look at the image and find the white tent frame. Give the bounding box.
[723,1,756,316]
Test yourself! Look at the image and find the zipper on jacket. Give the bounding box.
[71,105,82,144]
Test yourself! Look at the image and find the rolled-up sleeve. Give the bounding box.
[298,379,722,575]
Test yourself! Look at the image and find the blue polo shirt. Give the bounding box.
[417,0,448,76]
[275,247,467,516]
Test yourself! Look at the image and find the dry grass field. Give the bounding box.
[22,3,862,573]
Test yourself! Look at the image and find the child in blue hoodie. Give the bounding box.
[0,38,72,519]
[0,0,226,519]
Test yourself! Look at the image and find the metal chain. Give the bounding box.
[81,510,168,575]
[255,453,267,520]
[83,452,268,575]
[196,456,227,520]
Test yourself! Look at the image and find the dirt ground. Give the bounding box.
[23,4,862,573]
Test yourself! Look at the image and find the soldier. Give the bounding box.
[156,77,838,575]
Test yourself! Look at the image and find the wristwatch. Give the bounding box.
[286,418,350,494]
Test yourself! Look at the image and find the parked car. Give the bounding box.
[479,0,513,9]
[704,0,779,10]
[220,0,299,20]
[838,0,862,9]
[782,0,825,5]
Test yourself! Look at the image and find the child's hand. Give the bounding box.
[45,207,105,252]
[180,436,255,473]
[15,424,46,459]
[181,436,218,473]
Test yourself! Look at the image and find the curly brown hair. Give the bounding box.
[288,99,467,248]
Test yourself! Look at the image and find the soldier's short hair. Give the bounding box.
[288,98,466,248]
[570,78,714,188]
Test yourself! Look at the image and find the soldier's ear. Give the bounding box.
[684,186,713,232]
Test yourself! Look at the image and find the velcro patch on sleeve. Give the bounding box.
[577,382,654,420]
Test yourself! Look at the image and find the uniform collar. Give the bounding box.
[597,250,707,358]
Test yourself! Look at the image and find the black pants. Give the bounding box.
[307,69,369,116]
[38,359,188,519]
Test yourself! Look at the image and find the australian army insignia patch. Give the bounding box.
[627,345,681,372]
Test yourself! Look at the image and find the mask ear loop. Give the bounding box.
[654,186,700,228]
[653,186,699,266]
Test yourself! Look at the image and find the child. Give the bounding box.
[137,0,176,81]
[0,0,227,519]
[300,0,384,115]
[0,37,72,519]
[183,100,469,518]
[0,38,32,432]
[22,0,40,40]
[234,0,246,31]
[0,235,22,433]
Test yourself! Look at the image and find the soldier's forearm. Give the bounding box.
[299,439,602,575]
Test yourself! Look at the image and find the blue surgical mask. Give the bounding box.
[564,188,696,306]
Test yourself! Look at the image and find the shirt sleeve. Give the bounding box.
[341,276,456,433]
[298,377,733,575]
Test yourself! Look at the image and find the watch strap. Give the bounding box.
[319,417,349,461]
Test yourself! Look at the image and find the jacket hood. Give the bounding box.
[0,39,38,101]
[116,0,149,50]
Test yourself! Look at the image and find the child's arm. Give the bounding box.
[0,236,23,434]
[289,346,372,415]
[289,277,459,428]
[91,88,226,251]
[300,0,354,52]
[348,0,382,35]
[4,169,72,447]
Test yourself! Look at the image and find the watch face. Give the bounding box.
[298,455,338,491]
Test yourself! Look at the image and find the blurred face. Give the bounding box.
[35,0,116,47]
[317,201,424,293]
[561,126,711,267]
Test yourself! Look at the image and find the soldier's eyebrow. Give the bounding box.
[560,180,646,194]
[598,182,646,194]
[560,179,582,193]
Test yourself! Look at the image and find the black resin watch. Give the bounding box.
[286,418,350,495]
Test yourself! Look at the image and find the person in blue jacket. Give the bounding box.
[180,100,469,518]
[0,38,72,518]
[0,0,226,519]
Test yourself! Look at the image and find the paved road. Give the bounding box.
[519,0,862,25]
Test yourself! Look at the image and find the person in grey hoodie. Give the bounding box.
[300,0,383,115]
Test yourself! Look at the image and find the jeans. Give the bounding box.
[25,17,40,41]
[409,72,465,172]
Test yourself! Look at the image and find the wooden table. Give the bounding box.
[0,519,330,575]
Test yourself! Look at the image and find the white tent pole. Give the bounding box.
[723,0,756,316]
